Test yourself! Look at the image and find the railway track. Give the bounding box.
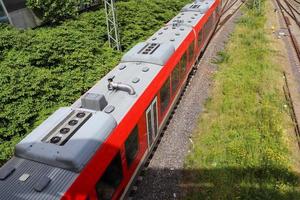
[283,72,300,150]
[282,0,300,24]
[274,0,300,151]
[276,0,300,62]
[127,0,244,199]
[215,0,244,33]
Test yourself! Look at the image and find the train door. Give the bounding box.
[146,97,158,148]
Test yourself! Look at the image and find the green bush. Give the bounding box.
[27,0,95,23]
[0,0,191,164]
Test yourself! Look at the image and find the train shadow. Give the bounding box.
[1,138,300,200]
[133,166,300,200]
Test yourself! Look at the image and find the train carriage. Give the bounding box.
[0,0,222,199]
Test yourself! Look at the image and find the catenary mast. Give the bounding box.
[104,0,121,51]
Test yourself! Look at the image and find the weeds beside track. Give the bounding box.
[183,1,300,199]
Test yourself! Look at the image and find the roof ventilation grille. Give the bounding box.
[190,4,201,9]
[42,110,92,146]
[172,19,184,28]
[138,43,160,55]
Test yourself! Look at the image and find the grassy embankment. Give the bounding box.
[184,1,300,199]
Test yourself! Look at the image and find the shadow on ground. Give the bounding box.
[133,166,300,200]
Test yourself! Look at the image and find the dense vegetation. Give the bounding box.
[184,1,300,199]
[27,0,96,23]
[0,0,191,165]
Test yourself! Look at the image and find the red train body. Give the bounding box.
[65,1,222,199]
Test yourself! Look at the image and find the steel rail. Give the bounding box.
[276,0,300,62]
[277,0,297,23]
[292,0,300,5]
[283,72,300,150]
[213,0,244,34]
[275,0,300,151]
[283,0,300,28]
[222,0,240,16]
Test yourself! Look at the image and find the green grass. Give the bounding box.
[184,2,300,200]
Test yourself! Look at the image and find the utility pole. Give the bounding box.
[104,0,121,51]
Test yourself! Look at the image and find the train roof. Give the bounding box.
[147,25,193,49]
[0,157,77,200]
[72,53,166,123]
[12,45,166,173]
[182,0,215,13]
[147,0,215,49]
[15,107,117,172]
[166,12,204,28]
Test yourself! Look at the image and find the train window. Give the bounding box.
[209,16,213,28]
[125,125,139,167]
[205,18,209,31]
[153,101,158,135]
[198,30,203,48]
[203,16,212,41]
[171,64,180,94]
[160,78,170,114]
[189,41,195,61]
[203,27,207,42]
[180,52,187,75]
[2,0,26,13]
[96,153,123,200]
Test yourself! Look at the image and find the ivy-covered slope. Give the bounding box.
[27,0,97,23]
[0,0,190,165]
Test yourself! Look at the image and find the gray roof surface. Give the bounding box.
[121,42,175,66]
[13,47,164,176]
[0,157,77,200]
[72,61,163,123]
[166,11,204,28]
[147,0,215,49]
[147,25,194,49]
[15,107,117,172]
[182,0,215,13]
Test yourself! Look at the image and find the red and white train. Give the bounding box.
[0,0,223,199]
